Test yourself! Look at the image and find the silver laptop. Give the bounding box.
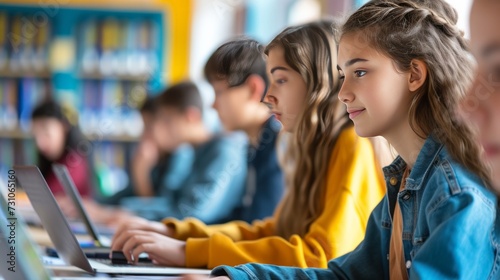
[0,189,183,280]
[52,164,112,248]
[14,165,211,276]
[0,190,52,280]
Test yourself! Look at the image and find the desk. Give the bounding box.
[28,226,53,247]
[28,225,96,247]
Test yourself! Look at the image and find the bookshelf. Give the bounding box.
[0,1,188,200]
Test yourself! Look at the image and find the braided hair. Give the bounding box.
[340,0,490,185]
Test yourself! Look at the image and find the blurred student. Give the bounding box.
[462,2,500,278]
[31,99,94,198]
[84,81,248,225]
[110,21,386,269]
[462,0,500,194]
[131,96,163,197]
[207,38,284,222]
[131,97,192,198]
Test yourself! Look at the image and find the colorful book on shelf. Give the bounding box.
[0,78,18,130]
[93,142,129,198]
[19,13,36,72]
[0,139,13,173]
[122,83,144,137]
[99,18,120,76]
[145,20,159,75]
[33,14,50,72]
[100,80,121,136]
[8,15,22,72]
[13,139,37,166]
[80,80,101,136]
[80,80,144,139]
[0,139,33,172]
[0,12,8,70]
[0,79,5,129]
[18,78,35,132]
[18,78,49,132]
[5,13,51,73]
[123,20,137,75]
[80,19,99,74]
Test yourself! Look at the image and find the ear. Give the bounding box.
[184,107,203,123]
[408,59,427,92]
[246,74,266,102]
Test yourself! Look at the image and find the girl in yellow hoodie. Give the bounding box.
[110,20,387,269]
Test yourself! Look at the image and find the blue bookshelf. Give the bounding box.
[0,4,167,200]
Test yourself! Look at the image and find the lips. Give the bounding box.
[347,108,366,120]
[272,112,282,122]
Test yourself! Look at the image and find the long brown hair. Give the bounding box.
[341,0,490,183]
[265,20,352,239]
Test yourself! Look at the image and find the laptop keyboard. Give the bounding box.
[95,258,157,268]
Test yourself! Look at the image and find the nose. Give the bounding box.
[212,95,219,110]
[338,81,353,104]
[263,88,277,107]
[35,136,51,157]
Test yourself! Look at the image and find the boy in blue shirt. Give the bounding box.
[206,38,285,222]
[83,81,248,225]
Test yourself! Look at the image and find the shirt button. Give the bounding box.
[406,260,412,269]
[390,177,398,186]
[402,193,411,200]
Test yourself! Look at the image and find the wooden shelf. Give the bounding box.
[0,128,139,143]
[85,133,140,143]
[0,69,51,79]
[79,72,151,82]
[0,129,27,139]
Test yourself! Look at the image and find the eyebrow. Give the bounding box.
[481,42,500,59]
[343,58,369,68]
[270,66,289,74]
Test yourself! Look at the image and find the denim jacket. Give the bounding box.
[212,135,497,280]
[490,208,500,279]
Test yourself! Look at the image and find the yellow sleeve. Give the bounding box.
[183,127,386,269]
[162,216,276,242]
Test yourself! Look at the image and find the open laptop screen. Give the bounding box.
[0,187,51,280]
[13,165,95,274]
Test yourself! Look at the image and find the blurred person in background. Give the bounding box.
[31,99,94,198]
[131,96,193,199]
[80,81,248,226]
[461,0,500,194]
[207,38,284,223]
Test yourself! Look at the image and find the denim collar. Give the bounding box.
[382,135,444,191]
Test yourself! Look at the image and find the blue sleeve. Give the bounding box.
[211,264,337,279]
[164,136,248,224]
[119,147,195,221]
[210,199,390,280]
[409,184,496,279]
[157,145,194,192]
[120,196,172,221]
[250,159,284,221]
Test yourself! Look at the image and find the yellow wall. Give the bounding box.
[157,0,192,84]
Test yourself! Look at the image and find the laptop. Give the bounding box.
[0,189,184,280]
[14,165,211,276]
[52,164,150,260]
[0,190,52,280]
[52,164,112,249]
